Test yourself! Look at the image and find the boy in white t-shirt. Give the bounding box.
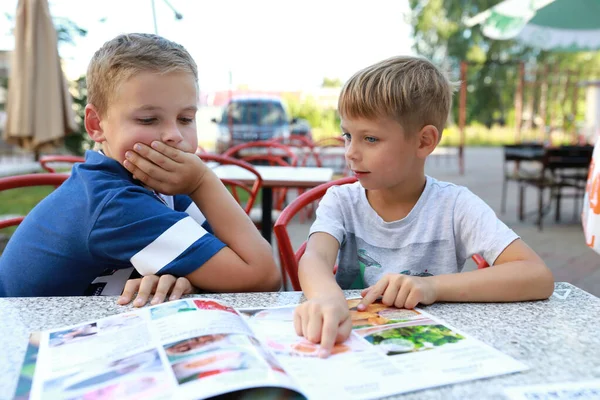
[294,56,554,357]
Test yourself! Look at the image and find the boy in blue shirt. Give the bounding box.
[0,33,280,301]
[293,56,554,357]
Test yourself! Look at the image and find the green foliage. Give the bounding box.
[440,124,573,147]
[366,325,464,351]
[64,76,93,155]
[321,77,343,88]
[0,186,55,236]
[283,95,341,139]
[408,0,600,131]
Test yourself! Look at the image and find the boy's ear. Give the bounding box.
[85,104,105,143]
[416,125,440,157]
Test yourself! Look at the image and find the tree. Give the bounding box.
[408,0,600,132]
[409,0,536,127]
[322,77,343,88]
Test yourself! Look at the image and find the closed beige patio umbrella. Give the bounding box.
[4,0,77,152]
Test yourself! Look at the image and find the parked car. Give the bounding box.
[213,96,300,153]
[290,118,313,141]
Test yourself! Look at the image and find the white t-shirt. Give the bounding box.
[309,176,519,289]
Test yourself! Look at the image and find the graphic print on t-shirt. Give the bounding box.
[350,249,382,289]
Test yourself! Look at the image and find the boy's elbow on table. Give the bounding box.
[533,262,555,300]
[245,258,282,292]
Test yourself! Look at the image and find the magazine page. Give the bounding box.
[26,298,305,400]
[239,298,529,400]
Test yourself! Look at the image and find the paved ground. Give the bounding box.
[280,147,600,297]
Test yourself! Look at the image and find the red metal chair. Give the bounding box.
[274,176,489,291]
[223,141,298,211]
[314,136,349,176]
[198,153,263,215]
[271,135,322,222]
[271,135,321,167]
[0,173,70,229]
[39,155,84,173]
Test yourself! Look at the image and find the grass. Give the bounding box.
[0,183,258,238]
[0,186,55,236]
[312,124,577,147]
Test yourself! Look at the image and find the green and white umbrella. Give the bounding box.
[464,0,600,52]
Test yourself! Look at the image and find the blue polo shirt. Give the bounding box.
[0,151,226,297]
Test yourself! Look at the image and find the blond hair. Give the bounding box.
[86,33,198,116]
[338,56,457,134]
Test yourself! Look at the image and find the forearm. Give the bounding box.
[431,261,554,302]
[190,172,273,266]
[299,253,345,300]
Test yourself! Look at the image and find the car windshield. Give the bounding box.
[221,100,287,126]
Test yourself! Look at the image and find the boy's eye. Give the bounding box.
[179,117,194,124]
[137,118,156,125]
[341,132,351,141]
[365,136,378,143]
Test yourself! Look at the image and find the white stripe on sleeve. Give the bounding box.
[131,216,207,275]
[185,202,207,225]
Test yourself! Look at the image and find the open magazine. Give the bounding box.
[14,298,528,400]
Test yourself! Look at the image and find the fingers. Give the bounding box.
[150,275,177,305]
[169,277,193,301]
[381,277,402,306]
[360,287,370,298]
[118,278,141,305]
[358,277,388,310]
[293,308,304,337]
[148,141,185,162]
[336,317,353,344]
[404,286,423,309]
[124,149,171,184]
[393,280,412,308]
[319,314,338,358]
[306,313,323,344]
[133,275,159,307]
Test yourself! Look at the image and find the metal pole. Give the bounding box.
[459,61,467,175]
[151,0,158,34]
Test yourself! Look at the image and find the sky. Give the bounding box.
[0,0,414,91]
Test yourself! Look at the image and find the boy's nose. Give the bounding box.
[161,125,184,144]
[345,142,359,162]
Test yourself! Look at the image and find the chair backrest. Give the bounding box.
[0,173,70,229]
[223,141,298,167]
[39,155,85,173]
[274,176,489,291]
[224,141,297,210]
[274,176,358,290]
[198,153,263,215]
[271,135,321,167]
[544,145,594,170]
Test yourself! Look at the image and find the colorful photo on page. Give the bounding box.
[170,347,270,385]
[355,319,465,356]
[97,313,144,332]
[150,299,197,320]
[347,299,426,329]
[239,306,296,322]
[13,332,40,400]
[193,299,239,315]
[48,322,99,348]
[264,333,368,358]
[42,349,170,400]
[164,333,251,363]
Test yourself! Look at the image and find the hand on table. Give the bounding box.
[293,295,352,358]
[117,274,197,307]
[358,274,437,311]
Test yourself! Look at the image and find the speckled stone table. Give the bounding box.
[1,282,599,400]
